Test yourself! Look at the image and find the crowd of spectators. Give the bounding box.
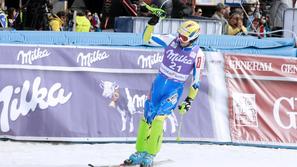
[0,1,101,32]
[0,0,295,38]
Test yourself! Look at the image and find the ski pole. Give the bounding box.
[176,113,184,142]
[176,101,188,141]
[142,2,167,19]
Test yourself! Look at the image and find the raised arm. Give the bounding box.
[143,15,175,48]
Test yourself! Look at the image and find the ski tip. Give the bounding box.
[88,164,95,167]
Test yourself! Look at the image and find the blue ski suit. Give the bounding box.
[143,26,205,124]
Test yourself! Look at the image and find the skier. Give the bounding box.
[123,14,205,167]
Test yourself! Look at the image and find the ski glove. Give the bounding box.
[178,96,193,115]
[148,15,159,26]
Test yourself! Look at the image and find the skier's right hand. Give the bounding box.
[148,15,159,26]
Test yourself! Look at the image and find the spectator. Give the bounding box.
[85,10,92,21]
[223,5,231,19]
[85,10,101,32]
[225,12,248,36]
[85,10,94,31]
[193,6,203,16]
[24,0,54,30]
[7,7,23,30]
[75,11,91,32]
[49,11,67,31]
[91,13,101,32]
[100,0,142,29]
[171,0,193,18]
[139,2,151,17]
[121,0,138,16]
[233,7,244,17]
[100,0,112,29]
[0,7,7,28]
[249,15,271,38]
[242,0,260,31]
[212,3,229,33]
[66,10,74,31]
[268,0,289,33]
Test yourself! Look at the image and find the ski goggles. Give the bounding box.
[178,34,190,43]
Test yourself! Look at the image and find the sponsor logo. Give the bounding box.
[137,52,163,68]
[77,50,110,67]
[99,80,178,133]
[166,93,178,105]
[229,60,272,71]
[273,97,297,129]
[281,64,297,74]
[166,50,192,65]
[170,40,178,48]
[17,48,50,64]
[99,80,146,132]
[233,93,258,127]
[0,77,72,132]
[189,52,196,59]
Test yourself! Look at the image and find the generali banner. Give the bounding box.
[0,44,214,142]
[225,53,297,145]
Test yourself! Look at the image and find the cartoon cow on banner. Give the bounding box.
[99,80,178,133]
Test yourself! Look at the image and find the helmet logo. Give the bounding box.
[185,23,194,28]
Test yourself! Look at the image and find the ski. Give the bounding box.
[88,159,173,167]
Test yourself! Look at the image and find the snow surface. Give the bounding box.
[1,140,297,167]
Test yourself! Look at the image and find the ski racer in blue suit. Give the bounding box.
[124,14,206,167]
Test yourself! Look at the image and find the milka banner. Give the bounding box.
[0,44,215,142]
[225,53,297,146]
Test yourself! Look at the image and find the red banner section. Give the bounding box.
[225,53,297,144]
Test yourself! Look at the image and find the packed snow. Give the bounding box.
[1,140,297,167]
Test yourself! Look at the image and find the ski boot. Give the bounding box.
[140,153,155,167]
[123,152,146,165]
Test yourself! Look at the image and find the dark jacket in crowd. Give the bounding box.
[171,0,192,18]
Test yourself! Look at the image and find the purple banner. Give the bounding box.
[0,44,214,141]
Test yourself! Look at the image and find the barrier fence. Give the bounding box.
[0,31,295,57]
[114,16,223,35]
[0,44,297,149]
[225,54,297,146]
[0,44,218,142]
[283,8,297,39]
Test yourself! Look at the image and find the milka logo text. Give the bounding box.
[17,48,50,64]
[166,50,192,64]
[0,77,72,132]
[77,50,110,67]
[137,53,163,68]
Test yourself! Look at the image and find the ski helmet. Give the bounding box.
[177,20,200,43]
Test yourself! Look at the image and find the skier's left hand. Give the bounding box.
[178,97,193,115]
